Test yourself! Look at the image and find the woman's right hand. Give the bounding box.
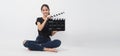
[47,15,52,19]
[44,15,51,21]
[47,15,52,20]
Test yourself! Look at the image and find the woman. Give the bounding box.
[23,4,61,52]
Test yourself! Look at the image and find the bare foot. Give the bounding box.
[44,48,57,52]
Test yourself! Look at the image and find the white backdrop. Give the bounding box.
[0,0,120,52]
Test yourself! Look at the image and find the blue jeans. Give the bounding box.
[23,35,61,51]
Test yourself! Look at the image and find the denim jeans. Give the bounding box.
[23,35,61,51]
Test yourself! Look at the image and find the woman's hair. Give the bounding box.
[41,4,50,15]
[41,4,50,10]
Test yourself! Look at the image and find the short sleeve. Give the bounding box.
[35,17,44,25]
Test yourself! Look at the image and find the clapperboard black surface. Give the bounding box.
[47,12,65,31]
[47,18,65,31]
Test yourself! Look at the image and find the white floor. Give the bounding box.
[0,38,120,56]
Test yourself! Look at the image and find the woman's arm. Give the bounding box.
[37,15,51,31]
[37,18,47,31]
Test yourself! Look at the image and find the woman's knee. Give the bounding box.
[23,40,31,47]
[53,39,61,47]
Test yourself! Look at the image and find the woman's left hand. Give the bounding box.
[51,31,58,36]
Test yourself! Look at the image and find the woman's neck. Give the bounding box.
[42,16,47,20]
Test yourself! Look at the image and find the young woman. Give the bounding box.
[23,4,61,52]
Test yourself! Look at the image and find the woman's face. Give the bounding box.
[41,6,50,17]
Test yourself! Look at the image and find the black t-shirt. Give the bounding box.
[36,17,51,37]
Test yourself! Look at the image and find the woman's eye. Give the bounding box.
[45,10,47,11]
